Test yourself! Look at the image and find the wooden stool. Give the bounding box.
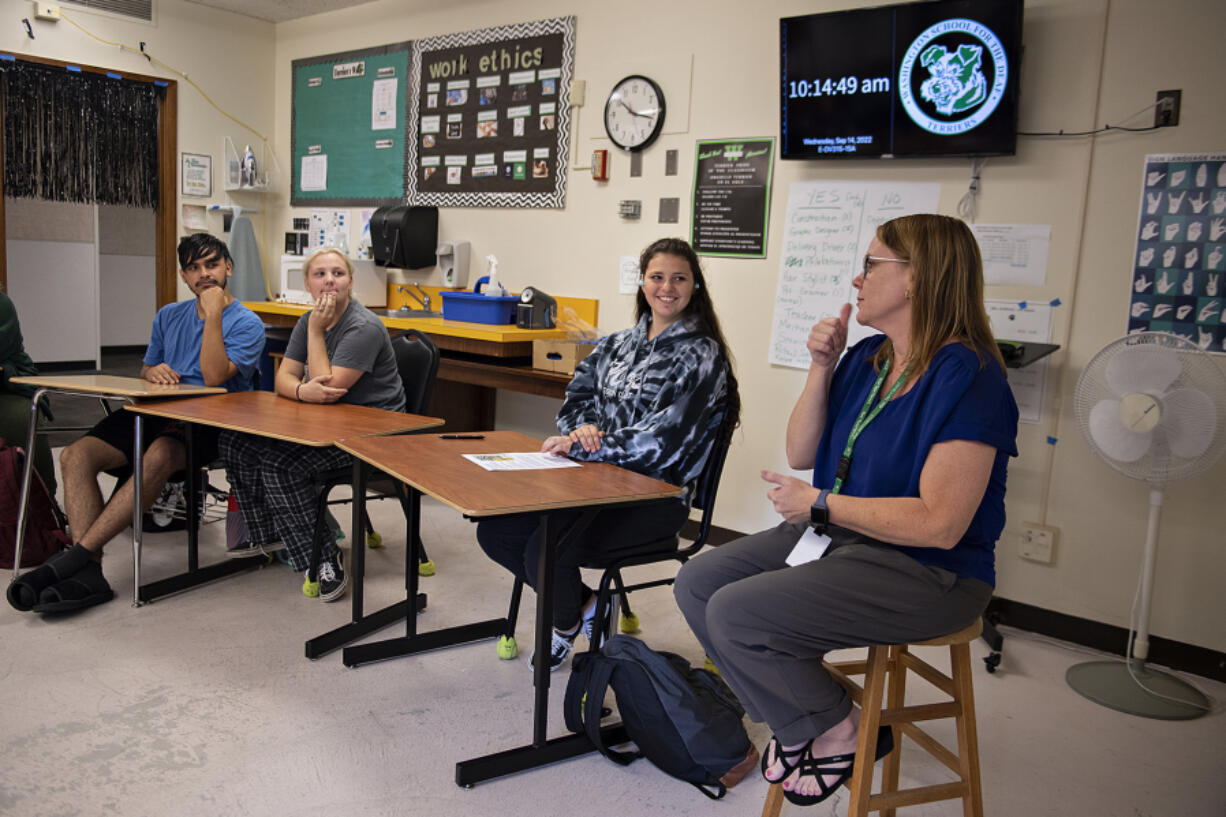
[761,619,984,817]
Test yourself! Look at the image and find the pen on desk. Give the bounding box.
[440,434,485,439]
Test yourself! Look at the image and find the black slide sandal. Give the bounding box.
[32,561,114,614]
[6,544,92,612]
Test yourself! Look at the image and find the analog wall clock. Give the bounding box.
[603,74,666,152]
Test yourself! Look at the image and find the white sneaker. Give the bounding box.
[316,551,347,602]
[529,614,593,672]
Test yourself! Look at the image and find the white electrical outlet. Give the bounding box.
[34,2,62,21]
[1019,523,1057,563]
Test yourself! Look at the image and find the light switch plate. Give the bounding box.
[659,197,679,223]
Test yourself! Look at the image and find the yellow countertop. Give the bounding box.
[244,301,571,343]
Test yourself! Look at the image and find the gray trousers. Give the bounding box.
[673,521,992,745]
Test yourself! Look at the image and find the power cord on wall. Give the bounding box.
[57,11,270,147]
[1018,96,1168,138]
[956,157,987,223]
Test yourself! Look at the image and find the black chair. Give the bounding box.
[497,409,734,659]
[305,329,440,588]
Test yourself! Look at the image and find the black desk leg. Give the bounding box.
[352,458,366,619]
[405,483,421,638]
[339,483,499,667]
[136,421,263,604]
[532,512,554,746]
[305,460,431,660]
[454,509,620,787]
[186,422,199,573]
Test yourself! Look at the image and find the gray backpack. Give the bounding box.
[564,635,756,799]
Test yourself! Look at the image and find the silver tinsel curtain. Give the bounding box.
[1,60,162,208]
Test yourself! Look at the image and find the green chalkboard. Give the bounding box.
[291,43,411,206]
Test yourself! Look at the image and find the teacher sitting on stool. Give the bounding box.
[674,213,1018,807]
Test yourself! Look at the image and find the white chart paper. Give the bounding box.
[371,78,397,131]
[769,180,940,369]
[463,453,581,471]
[300,155,328,192]
[972,223,1051,286]
[619,255,639,294]
[987,299,1053,424]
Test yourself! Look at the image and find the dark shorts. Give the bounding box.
[85,410,220,479]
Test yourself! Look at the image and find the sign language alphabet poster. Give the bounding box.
[1128,152,1226,352]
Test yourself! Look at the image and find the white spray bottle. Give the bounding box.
[483,254,508,296]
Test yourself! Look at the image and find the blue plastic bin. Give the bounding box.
[440,276,519,324]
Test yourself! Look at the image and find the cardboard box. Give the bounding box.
[533,339,596,374]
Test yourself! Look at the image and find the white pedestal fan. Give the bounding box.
[1069,331,1226,719]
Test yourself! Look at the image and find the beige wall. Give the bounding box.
[271,0,1226,653]
[6,0,1224,653]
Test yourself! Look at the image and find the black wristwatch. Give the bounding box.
[810,489,831,533]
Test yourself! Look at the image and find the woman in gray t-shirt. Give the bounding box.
[219,247,406,603]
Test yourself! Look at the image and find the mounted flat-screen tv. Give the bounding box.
[780,0,1023,159]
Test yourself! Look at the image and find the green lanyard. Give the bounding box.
[831,358,912,494]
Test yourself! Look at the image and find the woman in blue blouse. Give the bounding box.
[478,238,740,673]
[675,214,1018,807]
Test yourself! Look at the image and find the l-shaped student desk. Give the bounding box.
[125,391,442,618]
[334,430,682,787]
[6,375,226,588]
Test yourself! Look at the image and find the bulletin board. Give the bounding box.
[406,16,575,209]
[291,42,411,206]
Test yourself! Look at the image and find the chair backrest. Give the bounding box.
[686,409,734,551]
[391,329,440,415]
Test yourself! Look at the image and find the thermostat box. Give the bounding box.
[533,339,596,375]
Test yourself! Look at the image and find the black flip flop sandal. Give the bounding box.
[782,742,855,807]
[761,734,808,784]
[32,561,114,614]
[780,725,895,807]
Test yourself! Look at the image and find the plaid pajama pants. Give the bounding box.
[218,429,352,572]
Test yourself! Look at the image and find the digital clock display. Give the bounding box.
[780,0,1022,160]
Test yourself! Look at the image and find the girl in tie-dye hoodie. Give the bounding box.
[477,238,741,672]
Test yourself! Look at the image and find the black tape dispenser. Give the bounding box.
[517,287,557,329]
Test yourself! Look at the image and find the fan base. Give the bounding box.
[1066,660,1208,720]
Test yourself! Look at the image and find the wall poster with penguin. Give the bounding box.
[405,16,575,209]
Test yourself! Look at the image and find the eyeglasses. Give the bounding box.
[861,255,909,279]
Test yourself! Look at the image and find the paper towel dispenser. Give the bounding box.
[370,205,438,269]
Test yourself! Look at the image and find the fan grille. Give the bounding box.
[1075,332,1226,484]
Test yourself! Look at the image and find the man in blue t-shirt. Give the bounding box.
[9,234,264,615]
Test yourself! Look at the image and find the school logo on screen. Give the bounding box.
[898,18,1008,135]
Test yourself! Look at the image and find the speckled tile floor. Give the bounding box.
[3,392,1224,817]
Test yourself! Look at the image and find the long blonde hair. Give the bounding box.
[873,214,1004,376]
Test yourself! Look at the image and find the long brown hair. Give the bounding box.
[873,214,1004,376]
[634,238,741,433]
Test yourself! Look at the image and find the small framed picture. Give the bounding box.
[182,153,212,197]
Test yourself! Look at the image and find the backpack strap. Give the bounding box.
[691,780,728,800]
[564,654,641,766]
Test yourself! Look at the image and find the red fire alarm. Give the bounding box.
[591,149,609,181]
